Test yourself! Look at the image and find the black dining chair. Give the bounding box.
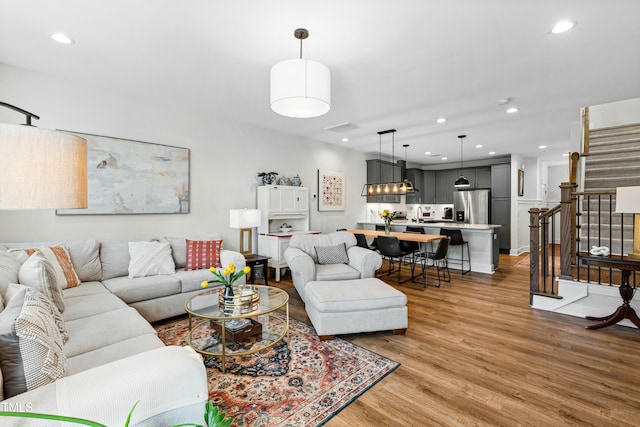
[439,228,470,274]
[399,226,423,276]
[376,235,412,283]
[354,233,373,250]
[420,237,451,288]
[370,224,386,251]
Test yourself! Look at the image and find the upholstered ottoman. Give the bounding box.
[304,278,408,340]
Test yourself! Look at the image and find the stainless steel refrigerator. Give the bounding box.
[453,189,491,224]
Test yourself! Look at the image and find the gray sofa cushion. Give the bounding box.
[99,240,131,280]
[173,268,215,293]
[102,275,181,304]
[63,307,157,358]
[62,293,128,322]
[65,334,164,376]
[64,239,102,282]
[62,281,111,299]
[316,264,361,281]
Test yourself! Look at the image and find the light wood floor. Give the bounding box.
[269,254,640,426]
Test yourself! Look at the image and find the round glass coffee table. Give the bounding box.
[184,284,289,373]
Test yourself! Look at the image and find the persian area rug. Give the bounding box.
[154,315,399,427]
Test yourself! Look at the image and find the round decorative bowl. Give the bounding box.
[280,226,293,233]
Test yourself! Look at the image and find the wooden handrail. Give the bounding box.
[582,106,590,155]
[540,204,561,219]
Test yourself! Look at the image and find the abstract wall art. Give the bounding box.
[57,132,190,215]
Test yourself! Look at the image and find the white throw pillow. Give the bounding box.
[128,241,176,279]
[18,252,65,313]
[0,250,22,293]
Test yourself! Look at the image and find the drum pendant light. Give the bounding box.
[270,28,331,118]
[454,134,470,188]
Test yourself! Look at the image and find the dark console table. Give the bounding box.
[244,254,271,286]
[581,255,640,330]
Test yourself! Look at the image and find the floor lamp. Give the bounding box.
[616,186,640,260]
[229,209,262,256]
[0,102,88,209]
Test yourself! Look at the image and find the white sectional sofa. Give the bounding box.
[0,234,244,426]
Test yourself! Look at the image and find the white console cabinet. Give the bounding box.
[257,185,315,282]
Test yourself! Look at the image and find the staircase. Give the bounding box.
[584,123,640,190]
[579,123,640,256]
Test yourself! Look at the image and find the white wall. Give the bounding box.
[0,64,367,249]
[589,97,640,129]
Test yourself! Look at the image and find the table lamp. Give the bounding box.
[229,208,262,255]
[615,186,640,260]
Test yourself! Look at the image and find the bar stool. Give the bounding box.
[439,228,470,274]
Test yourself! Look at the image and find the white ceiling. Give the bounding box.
[1,0,639,166]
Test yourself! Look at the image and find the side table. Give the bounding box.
[244,254,271,286]
[581,255,640,330]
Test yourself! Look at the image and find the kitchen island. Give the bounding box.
[357,221,501,274]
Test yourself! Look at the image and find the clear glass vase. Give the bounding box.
[384,222,391,235]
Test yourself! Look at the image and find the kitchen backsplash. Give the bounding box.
[367,203,454,222]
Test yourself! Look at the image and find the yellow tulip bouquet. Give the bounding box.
[201,262,251,290]
[379,209,397,234]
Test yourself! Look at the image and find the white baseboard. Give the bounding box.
[531,278,639,329]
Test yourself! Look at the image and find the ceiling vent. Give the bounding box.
[324,122,359,133]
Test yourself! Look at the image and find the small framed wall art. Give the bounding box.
[57,131,190,215]
[318,169,345,211]
[518,169,525,197]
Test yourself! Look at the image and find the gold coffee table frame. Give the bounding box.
[184,284,289,373]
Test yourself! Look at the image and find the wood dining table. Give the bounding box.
[348,229,446,286]
[348,229,446,244]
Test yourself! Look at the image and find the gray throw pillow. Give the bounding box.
[315,243,350,265]
[0,286,67,398]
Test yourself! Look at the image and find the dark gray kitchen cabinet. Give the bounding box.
[405,168,424,204]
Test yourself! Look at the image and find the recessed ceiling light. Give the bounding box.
[441,157,448,161]
[436,117,446,124]
[489,151,496,155]
[475,144,483,148]
[539,145,547,149]
[425,151,431,155]
[341,138,349,142]
[506,107,519,114]
[551,21,577,34]
[51,33,75,45]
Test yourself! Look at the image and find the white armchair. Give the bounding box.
[284,231,382,301]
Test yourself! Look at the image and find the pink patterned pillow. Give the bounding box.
[185,239,222,271]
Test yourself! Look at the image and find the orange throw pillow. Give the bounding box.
[185,239,222,271]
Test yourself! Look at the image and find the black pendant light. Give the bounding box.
[454,134,470,188]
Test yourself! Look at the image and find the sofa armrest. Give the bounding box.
[347,246,383,278]
[2,346,208,426]
[220,249,246,284]
[284,247,316,301]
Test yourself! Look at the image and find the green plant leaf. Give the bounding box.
[123,401,139,427]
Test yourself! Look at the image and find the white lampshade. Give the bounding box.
[615,186,640,213]
[229,209,262,229]
[0,123,88,209]
[270,58,331,118]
